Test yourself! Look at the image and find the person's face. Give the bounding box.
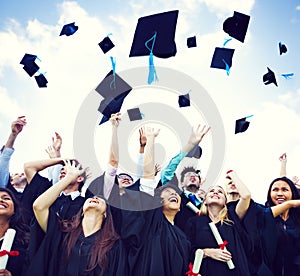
[225,176,238,195]
[205,186,226,206]
[197,189,206,200]
[117,174,134,188]
[0,191,15,218]
[10,172,27,192]
[182,171,201,190]
[160,187,181,211]
[270,180,293,205]
[83,196,107,215]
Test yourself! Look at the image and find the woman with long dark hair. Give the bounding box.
[24,160,127,276]
[264,176,300,276]
[0,187,30,276]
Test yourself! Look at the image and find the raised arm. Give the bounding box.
[279,153,287,177]
[271,199,300,218]
[32,160,86,232]
[143,126,160,179]
[160,124,210,185]
[136,127,147,179]
[226,170,251,220]
[0,116,27,188]
[24,157,64,184]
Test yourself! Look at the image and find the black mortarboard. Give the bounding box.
[223,11,250,43]
[186,145,202,159]
[187,36,197,48]
[95,70,132,99]
[127,107,143,121]
[20,53,39,77]
[59,22,78,36]
[35,74,48,88]
[263,67,278,86]
[235,117,250,134]
[279,42,287,55]
[98,36,115,54]
[129,10,179,58]
[98,92,129,124]
[210,47,235,70]
[178,93,190,107]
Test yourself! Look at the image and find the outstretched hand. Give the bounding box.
[110,112,121,127]
[188,124,211,146]
[279,153,287,162]
[63,159,88,181]
[11,116,27,136]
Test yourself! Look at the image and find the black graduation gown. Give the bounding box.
[174,192,202,232]
[185,215,251,276]
[272,216,300,276]
[111,186,191,276]
[24,210,127,276]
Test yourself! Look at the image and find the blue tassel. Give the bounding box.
[223,38,232,47]
[145,32,158,85]
[281,73,294,79]
[110,56,116,90]
[148,52,158,84]
[222,58,230,76]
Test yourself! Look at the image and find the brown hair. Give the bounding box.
[60,202,119,275]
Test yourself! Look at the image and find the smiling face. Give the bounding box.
[0,191,15,218]
[82,196,107,215]
[117,173,134,188]
[160,187,181,211]
[204,186,227,207]
[270,180,293,205]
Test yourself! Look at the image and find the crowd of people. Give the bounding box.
[0,114,300,275]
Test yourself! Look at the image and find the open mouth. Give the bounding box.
[276,198,285,204]
[0,204,7,209]
[168,196,179,203]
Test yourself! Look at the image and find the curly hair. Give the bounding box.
[180,166,201,183]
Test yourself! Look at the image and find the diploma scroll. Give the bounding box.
[0,229,16,269]
[208,222,235,269]
[186,202,201,216]
[192,249,204,274]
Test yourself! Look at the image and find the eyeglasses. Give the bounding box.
[117,174,133,182]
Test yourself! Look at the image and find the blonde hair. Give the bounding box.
[200,185,233,225]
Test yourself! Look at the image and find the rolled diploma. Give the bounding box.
[192,249,204,273]
[186,202,200,215]
[0,228,16,269]
[208,222,235,269]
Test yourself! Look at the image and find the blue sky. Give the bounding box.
[1,0,300,203]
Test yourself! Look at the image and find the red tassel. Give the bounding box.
[0,250,20,257]
[185,262,199,276]
[218,240,228,250]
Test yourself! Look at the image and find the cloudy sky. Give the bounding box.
[1,0,300,204]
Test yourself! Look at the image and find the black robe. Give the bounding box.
[24,210,127,276]
[110,186,191,276]
[185,214,251,276]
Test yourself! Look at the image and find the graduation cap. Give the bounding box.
[98,92,130,124]
[95,70,132,99]
[210,47,235,74]
[129,10,179,58]
[59,22,78,36]
[20,53,40,77]
[186,145,202,159]
[35,74,48,88]
[98,35,115,54]
[187,36,197,48]
[178,93,190,107]
[223,11,250,43]
[127,107,143,121]
[235,116,253,134]
[263,67,278,86]
[279,41,287,55]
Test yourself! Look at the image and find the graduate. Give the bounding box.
[0,188,30,276]
[24,160,127,276]
[185,181,251,276]
[106,126,191,276]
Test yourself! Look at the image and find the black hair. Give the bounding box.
[180,166,201,183]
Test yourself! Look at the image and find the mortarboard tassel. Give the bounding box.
[223,38,232,47]
[281,73,294,80]
[145,32,158,85]
[110,56,116,90]
[222,59,230,76]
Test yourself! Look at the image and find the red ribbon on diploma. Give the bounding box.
[218,240,228,250]
[185,262,198,276]
[0,250,20,257]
